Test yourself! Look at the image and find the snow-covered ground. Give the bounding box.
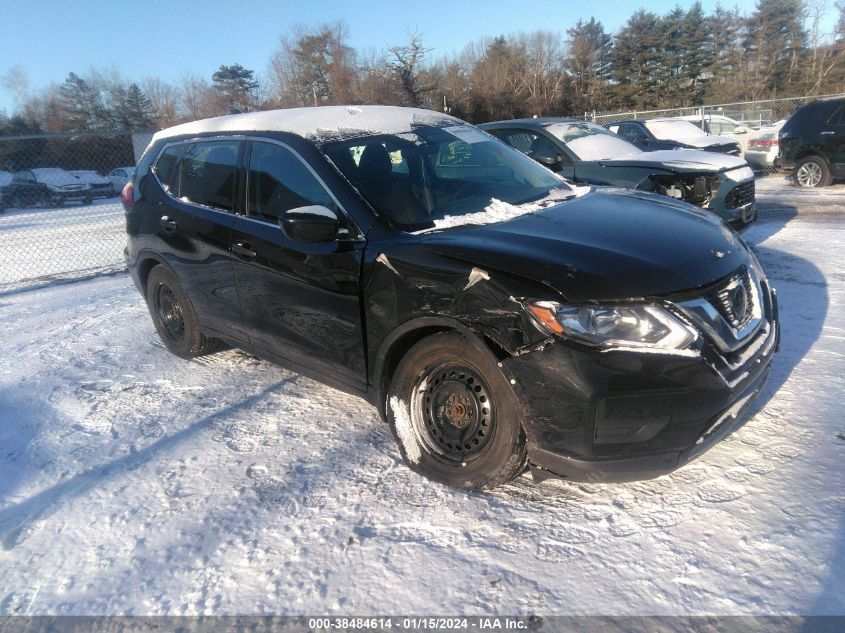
[0,198,125,288]
[0,177,843,616]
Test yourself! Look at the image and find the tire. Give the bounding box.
[794,155,832,188]
[145,265,219,359]
[83,194,93,205]
[386,332,527,490]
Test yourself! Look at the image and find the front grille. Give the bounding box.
[726,180,755,209]
[711,267,755,329]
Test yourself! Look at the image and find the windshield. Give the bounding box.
[544,121,641,160]
[322,124,570,230]
[645,120,710,140]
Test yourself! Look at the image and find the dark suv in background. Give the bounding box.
[778,97,845,187]
[124,106,779,490]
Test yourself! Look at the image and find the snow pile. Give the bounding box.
[151,106,459,143]
[430,187,589,231]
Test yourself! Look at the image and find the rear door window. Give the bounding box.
[179,141,240,211]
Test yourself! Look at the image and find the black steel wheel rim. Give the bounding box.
[155,283,185,343]
[412,363,496,465]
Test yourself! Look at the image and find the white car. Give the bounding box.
[675,115,755,153]
[107,167,134,193]
[743,121,786,170]
[69,170,116,198]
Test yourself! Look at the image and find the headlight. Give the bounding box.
[725,166,754,182]
[46,184,62,192]
[526,301,697,350]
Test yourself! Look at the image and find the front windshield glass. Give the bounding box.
[322,124,570,230]
[544,121,641,160]
[645,119,710,140]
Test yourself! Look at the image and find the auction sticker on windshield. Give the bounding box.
[443,125,489,144]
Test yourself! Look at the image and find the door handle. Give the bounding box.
[232,241,257,261]
[159,215,177,232]
[820,130,835,135]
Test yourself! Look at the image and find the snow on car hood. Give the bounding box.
[31,169,84,187]
[676,134,737,149]
[419,186,591,232]
[600,148,747,172]
[70,171,110,185]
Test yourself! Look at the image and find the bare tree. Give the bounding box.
[180,73,222,121]
[2,65,29,108]
[387,32,435,107]
[141,77,180,127]
[269,22,356,107]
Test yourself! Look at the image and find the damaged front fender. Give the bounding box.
[365,238,562,416]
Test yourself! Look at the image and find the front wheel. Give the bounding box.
[386,332,527,490]
[794,155,832,188]
[145,265,219,359]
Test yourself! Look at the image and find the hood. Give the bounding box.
[71,172,109,184]
[600,148,747,172]
[421,189,747,302]
[676,134,736,149]
[33,171,84,187]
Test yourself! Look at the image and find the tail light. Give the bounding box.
[750,139,778,149]
[121,180,135,211]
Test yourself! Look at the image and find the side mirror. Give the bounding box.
[280,205,340,243]
[640,137,650,145]
[735,126,749,134]
[531,147,562,171]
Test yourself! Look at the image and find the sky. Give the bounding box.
[0,0,840,114]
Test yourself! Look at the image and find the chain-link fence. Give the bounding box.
[0,130,154,291]
[585,93,845,176]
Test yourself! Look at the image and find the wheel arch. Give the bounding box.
[136,252,173,293]
[372,316,504,421]
[795,149,830,166]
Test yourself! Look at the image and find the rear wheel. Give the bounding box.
[145,265,218,359]
[386,332,527,490]
[794,155,832,188]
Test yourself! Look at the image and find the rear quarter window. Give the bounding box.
[153,145,185,196]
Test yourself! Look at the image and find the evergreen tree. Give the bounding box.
[125,84,154,129]
[744,0,808,98]
[211,64,258,112]
[566,18,612,113]
[57,72,109,131]
[609,10,664,109]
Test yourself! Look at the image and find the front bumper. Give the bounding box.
[49,188,90,202]
[710,177,756,226]
[502,285,779,483]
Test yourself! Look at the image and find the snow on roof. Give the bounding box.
[152,106,461,144]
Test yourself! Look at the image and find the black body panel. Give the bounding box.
[124,111,780,484]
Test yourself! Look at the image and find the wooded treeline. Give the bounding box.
[2,0,844,138]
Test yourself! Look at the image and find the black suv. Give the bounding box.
[779,97,845,187]
[124,106,779,490]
